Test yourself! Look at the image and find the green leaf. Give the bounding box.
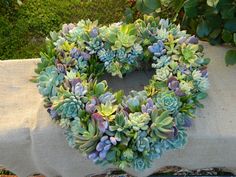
[114,90,124,104]
[207,0,219,7]
[225,50,236,66]
[209,28,221,39]
[222,30,232,43]
[224,18,236,32]
[106,151,116,162]
[234,33,236,45]
[135,0,154,14]
[143,0,161,10]
[184,0,198,18]
[17,0,23,5]
[124,8,134,23]
[154,81,166,89]
[196,20,211,38]
[196,92,208,100]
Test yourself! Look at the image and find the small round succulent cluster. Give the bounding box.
[36,16,209,171]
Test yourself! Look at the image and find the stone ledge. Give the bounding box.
[0,42,236,177]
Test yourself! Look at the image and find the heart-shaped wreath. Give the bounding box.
[35,16,209,171]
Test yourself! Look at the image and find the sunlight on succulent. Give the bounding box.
[180,44,199,64]
[154,66,171,81]
[128,112,151,131]
[96,102,118,121]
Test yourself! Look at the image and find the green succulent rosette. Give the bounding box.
[35,16,210,171]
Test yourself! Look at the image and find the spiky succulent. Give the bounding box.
[150,110,174,139]
[37,66,64,97]
[69,118,102,153]
[96,101,118,121]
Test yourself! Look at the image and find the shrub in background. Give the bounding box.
[124,0,236,66]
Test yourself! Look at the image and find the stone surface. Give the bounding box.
[0,42,236,177]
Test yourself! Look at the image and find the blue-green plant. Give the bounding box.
[150,110,174,139]
[128,112,150,131]
[35,17,209,171]
[37,66,64,97]
[155,91,181,113]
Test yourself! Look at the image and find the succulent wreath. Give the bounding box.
[35,16,210,171]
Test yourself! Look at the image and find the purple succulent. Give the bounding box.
[60,51,66,58]
[62,23,75,34]
[141,98,156,114]
[179,65,191,75]
[186,35,198,44]
[110,137,117,145]
[183,117,192,127]
[85,103,96,114]
[167,126,178,138]
[81,52,91,60]
[72,82,87,96]
[98,120,108,133]
[178,36,198,44]
[47,107,59,120]
[92,113,103,120]
[70,48,80,59]
[56,63,66,74]
[167,77,185,96]
[92,113,108,133]
[167,77,179,91]
[88,151,99,162]
[178,37,187,44]
[70,78,81,86]
[174,88,186,97]
[90,27,99,38]
[148,40,166,57]
[200,67,208,77]
[94,135,114,160]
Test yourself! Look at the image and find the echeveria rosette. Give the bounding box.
[135,131,151,152]
[52,94,84,119]
[35,17,209,171]
[37,66,64,97]
[155,91,181,113]
[128,112,151,131]
[148,40,166,57]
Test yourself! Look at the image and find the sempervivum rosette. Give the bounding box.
[35,16,210,171]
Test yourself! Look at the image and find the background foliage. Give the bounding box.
[0,0,127,60]
[125,0,236,65]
